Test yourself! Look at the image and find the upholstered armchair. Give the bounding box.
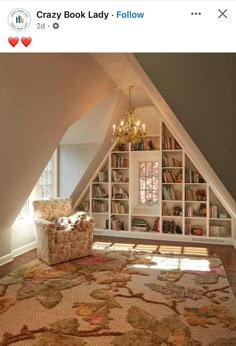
[32,198,94,265]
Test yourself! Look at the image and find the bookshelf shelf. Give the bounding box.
[111,167,129,170]
[185,216,206,219]
[92,182,109,184]
[163,183,183,185]
[209,218,231,221]
[162,166,183,169]
[185,200,207,203]
[111,182,129,185]
[162,200,183,202]
[92,198,109,200]
[76,120,233,245]
[112,151,129,154]
[111,213,129,216]
[92,213,109,215]
[185,183,207,186]
[162,150,183,152]
[162,215,182,219]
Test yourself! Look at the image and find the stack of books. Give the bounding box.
[131,219,148,232]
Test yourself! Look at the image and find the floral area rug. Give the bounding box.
[0,249,236,346]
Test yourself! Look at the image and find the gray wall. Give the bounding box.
[135,53,236,200]
[59,143,100,197]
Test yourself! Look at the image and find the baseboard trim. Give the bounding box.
[0,253,13,266]
[12,241,37,258]
[94,229,234,246]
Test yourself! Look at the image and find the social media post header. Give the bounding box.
[1,1,236,52]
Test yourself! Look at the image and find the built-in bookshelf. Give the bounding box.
[76,120,233,245]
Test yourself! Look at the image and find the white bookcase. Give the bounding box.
[76,120,234,245]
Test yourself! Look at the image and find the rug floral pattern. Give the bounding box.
[0,250,236,345]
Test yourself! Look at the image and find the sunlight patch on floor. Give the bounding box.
[93,242,210,260]
[183,247,209,256]
[93,242,113,250]
[130,256,210,271]
[134,244,158,252]
[109,243,136,251]
[159,245,182,254]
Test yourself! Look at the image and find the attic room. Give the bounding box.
[0,52,235,260]
[0,53,236,345]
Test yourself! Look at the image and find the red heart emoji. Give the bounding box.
[21,37,32,47]
[8,37,19,47]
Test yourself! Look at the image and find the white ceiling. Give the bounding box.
[91,53,153,107]
[60,54,154,145]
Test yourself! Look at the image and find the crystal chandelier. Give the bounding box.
[112,86,146,144]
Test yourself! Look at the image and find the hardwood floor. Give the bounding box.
[1,236,236,297]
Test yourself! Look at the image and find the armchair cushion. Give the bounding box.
[32,198,72,221]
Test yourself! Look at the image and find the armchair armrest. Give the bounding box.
[34,218,57,262]
[34,218,57,234]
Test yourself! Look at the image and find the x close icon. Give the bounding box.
[218,9,228,18]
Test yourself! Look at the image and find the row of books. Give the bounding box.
[93,184,108,198]
[97,171,109,182]
[162,170,182,183]
[210,203,218,218]
[113,143,129,151]
[78,200,89,212]
[162,155,182,168]
[112,185,129,199]
[209,225,228,237]
[92,200,108,213]
[162,185,182,200]
[185,203,207,217]
[132,218,149,232]
[112,170,129,183]
[162,220,182,234]
[185,169,205,183]
[111,216,127,231]
[185,189,207,201]
[131,139,155,151]
[111,154,128,168]
[111,201,128,214]
[162,136,181,150]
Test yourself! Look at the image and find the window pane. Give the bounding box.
[146,178,152,190]
[153,162,159,176]
[139,190,145,204]
[146,191,152,204]
[153,191,159,203]
[145,163,152,176]
[140,177,146,189]
[153,177,159,189]
[139,163,145,176]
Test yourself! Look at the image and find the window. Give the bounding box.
[39,158,54,198]
[132,151,160,215]
[17,150,58,219]
[139,161,159,205]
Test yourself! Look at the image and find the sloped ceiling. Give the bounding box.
[134,53,236,200]
[60,93,117,144]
